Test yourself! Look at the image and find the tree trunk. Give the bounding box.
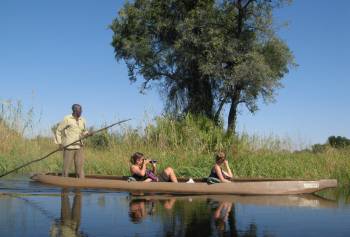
[227,0,247,134]
[214,96,227,125]
[187,79,213,118]
[186,63,214,119]
[227,87,241,135]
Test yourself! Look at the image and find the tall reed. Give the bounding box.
[1,102,349,187]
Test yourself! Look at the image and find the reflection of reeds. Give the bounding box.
[1,103,349,187]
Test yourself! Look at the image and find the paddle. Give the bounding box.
[0,118,131,178]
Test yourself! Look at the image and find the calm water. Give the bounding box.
[0,177,349,237]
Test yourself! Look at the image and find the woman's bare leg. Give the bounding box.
[164,167,178,183]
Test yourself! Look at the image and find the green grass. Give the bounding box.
[1,104,350,187]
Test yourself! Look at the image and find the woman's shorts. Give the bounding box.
[158,171,170,182]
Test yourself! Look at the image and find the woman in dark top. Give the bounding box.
[209,152,233,183]
[130,152,178,182]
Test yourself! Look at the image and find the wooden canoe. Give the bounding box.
[31,173,337,195]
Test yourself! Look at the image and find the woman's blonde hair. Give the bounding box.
[215,151,226,161]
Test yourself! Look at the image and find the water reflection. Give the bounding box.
[128,197,176,223]
[127,195,247,236]
[50,189,85,237]
[1,180,349,237]
[210,200,233,234]
[126,194,340,237]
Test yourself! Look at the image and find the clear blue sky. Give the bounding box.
[1,0,349,147]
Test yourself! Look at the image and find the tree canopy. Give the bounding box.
[328,136,350,149]
[110,0,295,134]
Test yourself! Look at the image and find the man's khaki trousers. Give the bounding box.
[63,148,85,178]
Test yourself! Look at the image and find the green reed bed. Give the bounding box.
[1,104,349,187]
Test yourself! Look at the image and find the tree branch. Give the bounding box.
[243,0,254,9]
[214,95,228,123]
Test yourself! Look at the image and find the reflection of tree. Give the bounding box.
[161,198,230,237]
[97,194,106,208]
[158,197,212,237]
[238,223,275,237]
[161,198,272,237]
[228,205,238,237]
[127,196,275,237]
[50,189,86,237]
[241,224,257,237]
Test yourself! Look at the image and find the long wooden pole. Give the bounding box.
[0,118,131,178]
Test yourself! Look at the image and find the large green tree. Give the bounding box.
[110,0,295,134]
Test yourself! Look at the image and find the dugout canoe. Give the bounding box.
[31,173,337,195]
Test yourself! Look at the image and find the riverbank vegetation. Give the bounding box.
[1,103,349,187]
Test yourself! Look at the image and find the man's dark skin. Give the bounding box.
[72,105,82,120]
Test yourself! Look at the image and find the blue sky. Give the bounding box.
[1,0,349,147]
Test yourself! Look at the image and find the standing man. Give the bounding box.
[55,104,88,178]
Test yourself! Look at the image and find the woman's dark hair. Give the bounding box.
[130,152,144,164]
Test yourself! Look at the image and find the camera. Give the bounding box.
[149,160,157,164]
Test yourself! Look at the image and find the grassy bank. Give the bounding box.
[1,105,349,187]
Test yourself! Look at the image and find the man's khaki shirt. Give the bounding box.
[55,115,87,149]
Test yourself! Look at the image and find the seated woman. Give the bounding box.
[130,152,178,183]
[208,152,233,183]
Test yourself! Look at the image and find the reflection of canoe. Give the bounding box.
[209,195,338,208]
[131,194,338,209]
[31,173,337,195]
